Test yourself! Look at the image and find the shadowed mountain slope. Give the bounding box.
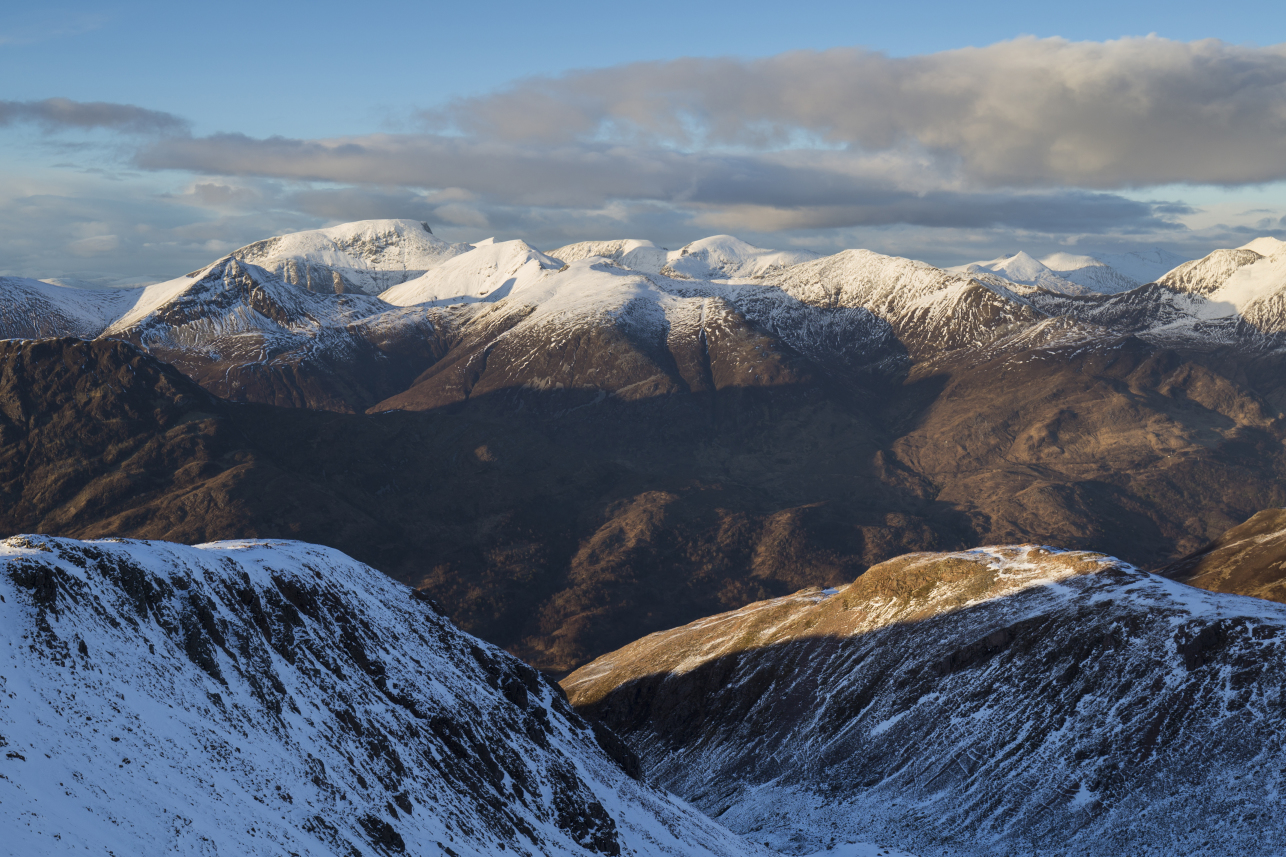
[4,337,1285,673]
[565,546,1286,856]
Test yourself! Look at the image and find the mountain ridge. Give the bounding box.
[565,545,1286,856]
[0,534,765,857]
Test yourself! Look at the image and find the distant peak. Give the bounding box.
[1239,236,1286,257]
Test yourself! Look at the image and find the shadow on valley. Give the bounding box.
[2,337,1285,672]
[566,573,1286,856]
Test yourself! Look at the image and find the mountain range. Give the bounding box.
[949,247,1186,295]
[3,221,1286,672]
[4,218,1286,855]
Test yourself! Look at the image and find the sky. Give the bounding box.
[2,0,1286,283]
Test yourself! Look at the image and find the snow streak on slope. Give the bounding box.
[567,546,1286,857]
[0,536,764,857]
[232,219,471,295]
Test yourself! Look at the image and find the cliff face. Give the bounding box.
[0,535,763,857]
[565,547,1286,856]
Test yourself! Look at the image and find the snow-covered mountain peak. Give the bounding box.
[104,256,387,342]
[953,248,1189,296]
[1240,236,1286,258]
[0,535,763,857]
[1158,247,1267,297]
[501,257,677,327]
[1196,251,1286,329]
[950,252,1092,296]
[663,235,820,280]
[768,248,1047,357]
[548,239,669,274]
[567,545,1286,856]
[232,219,471,296]
[1039,251,1106,272]
[1081,248,1188,286]
[380,239,563,307]
[1037,252,1143,294]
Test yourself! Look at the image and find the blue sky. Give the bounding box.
[3,0,1286,281]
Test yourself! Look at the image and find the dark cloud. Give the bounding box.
[0,98,188,135]
[428,37,1286,188]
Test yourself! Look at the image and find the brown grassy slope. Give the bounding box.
[1162,507,1286,603]
[3,336,1286,672]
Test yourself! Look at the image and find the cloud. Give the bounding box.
[689,191,1190,234]
[8,37,1285,279]
[0,98,188,135]
[427,36,1286,188]
[122,36,1278,244]
[286,185,442,222]
[135,132,1184,234]
[0,171,320,282]
[67,234,120,255]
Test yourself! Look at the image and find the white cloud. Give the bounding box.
[5,38,1286,278]
[429,36,1286,188]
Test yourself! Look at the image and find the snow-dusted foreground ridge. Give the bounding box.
[0,536,763,857]
[566,546,1286,857]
